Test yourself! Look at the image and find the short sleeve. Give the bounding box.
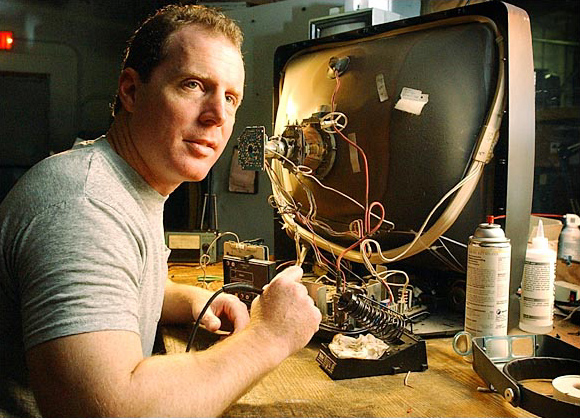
[15,197,145,350]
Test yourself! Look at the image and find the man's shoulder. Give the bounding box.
[1,137,134,219]
[38,136,115,184]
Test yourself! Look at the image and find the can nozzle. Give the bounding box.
[564,213,580,227]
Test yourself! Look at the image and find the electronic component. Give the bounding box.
[223,240,269,261]
[237,0,536,379]
[327,56,350,78]
[555,280,580,303]
[266,1,535,341]
[236,112,337,179]
[337,291,406,342]
[237,126,266,171]
[223,255,276,306]
[316,329,428,380]
[316,291,428,380]
[165,231,217,263]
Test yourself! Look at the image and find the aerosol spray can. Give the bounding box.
[465,223,511,337]
[558,213,580,264]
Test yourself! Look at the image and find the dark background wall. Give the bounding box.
[1,0,578,255]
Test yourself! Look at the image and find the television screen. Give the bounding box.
[240,1,535,335]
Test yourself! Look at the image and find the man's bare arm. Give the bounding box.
[26,266,320,417]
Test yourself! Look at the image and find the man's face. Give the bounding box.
[124,25,245,194]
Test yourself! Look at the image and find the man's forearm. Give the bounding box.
[160,279,205,324]
[128,325,287,417]
[28,326,289,418]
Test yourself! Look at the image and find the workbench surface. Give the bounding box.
[163,263,580,417]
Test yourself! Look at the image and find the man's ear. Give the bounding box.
[117,68,140,113]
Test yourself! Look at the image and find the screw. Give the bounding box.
[504,388,515,402]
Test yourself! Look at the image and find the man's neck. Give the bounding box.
[106,111,176,196]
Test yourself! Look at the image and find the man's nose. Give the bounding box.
[200,92,227,126]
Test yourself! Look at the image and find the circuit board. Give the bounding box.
[237,126,266,171]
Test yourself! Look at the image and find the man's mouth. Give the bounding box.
[184,139,216,157]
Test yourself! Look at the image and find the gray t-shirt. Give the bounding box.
[0,137,169,417]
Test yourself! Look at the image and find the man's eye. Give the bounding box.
[226,95,237,106]
[184,80,201,90]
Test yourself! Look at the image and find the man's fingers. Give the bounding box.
[283,265,303,282]
[200,294,250,334]
[228,298,251,333]
[269,265,303,287]
[201,309,221,332]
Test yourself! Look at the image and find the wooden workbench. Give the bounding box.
[163,263,580,417]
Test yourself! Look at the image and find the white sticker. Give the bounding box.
[394,87,429,115]
[375,73,388,102]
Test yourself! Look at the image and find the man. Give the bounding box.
[0,5,321,417]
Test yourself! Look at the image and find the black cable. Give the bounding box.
[555,300,580,308]
[319,322,370,336]
[185,283,263,352]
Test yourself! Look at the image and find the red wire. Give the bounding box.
[330,70,371,234]
[487,213,564,223]
[368,201,386,235]
[330,70,389,290]
[334,128,371,231]
[336,236,366,291]
[335,201,384,291]
[531,213,564,218]
[298,213,335,272]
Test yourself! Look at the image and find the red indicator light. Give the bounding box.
[1,31,14,50]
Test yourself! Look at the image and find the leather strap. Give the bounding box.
[503,357,580,418]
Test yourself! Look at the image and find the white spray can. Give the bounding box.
[465,223,511,337]
[558,213,580,264]
[519,219,557,334]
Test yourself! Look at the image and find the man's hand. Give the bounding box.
[249,266,322,358]
[195,291,249,333]
[161,280,249,334]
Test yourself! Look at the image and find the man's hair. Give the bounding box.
[112,4,243,116]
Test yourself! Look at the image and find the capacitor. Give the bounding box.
[465,223,511,337]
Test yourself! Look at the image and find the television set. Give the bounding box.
[309,7,402,39]
[239,0,534,336]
